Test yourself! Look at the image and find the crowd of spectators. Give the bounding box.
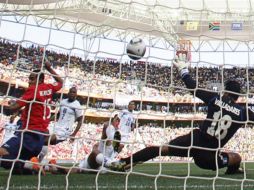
[0,40,254,99]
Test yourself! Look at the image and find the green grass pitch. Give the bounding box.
[1,162,254,190]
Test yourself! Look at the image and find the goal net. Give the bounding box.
[0,0,254,189]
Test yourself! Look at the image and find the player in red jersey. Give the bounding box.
[0,61,63,174]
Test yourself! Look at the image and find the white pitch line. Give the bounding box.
[1,184,254,190]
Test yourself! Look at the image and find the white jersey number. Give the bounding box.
[207,111,232,140]
[61,108,67,120]
[43,98,51,120]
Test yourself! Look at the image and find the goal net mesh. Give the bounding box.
[0,0,254,189]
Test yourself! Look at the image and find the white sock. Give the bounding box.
[44,165,50,171]
[38,146,48,162]
[23,162,33,170]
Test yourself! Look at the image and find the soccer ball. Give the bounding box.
[126,38,146,60]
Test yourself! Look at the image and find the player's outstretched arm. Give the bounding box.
[173,53,217,104]
[44,61,63,84]
[173,53,190,78]
[5,100,22,113]
[173,53,197,91]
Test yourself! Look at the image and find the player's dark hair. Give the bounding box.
[129,101,135,105]
[32,69,45,82]
[225,80,241,101]
[113,114,120,122]
[69,86,77,92]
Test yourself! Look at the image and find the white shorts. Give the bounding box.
[79,156,111,174]
[98,143,114,158]
[54,130,70,141]
[49,124,71,141]
[120,133,130,144]
[2,135,15,145]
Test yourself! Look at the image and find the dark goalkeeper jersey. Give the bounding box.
[182,74,254,147]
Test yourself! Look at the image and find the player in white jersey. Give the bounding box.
[48,115,121,174]
[51,88,83,144]
[118,101,135,150]
[0,115,18,145]
[38,87,83,162]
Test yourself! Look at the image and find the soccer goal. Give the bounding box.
[0,0,254,190]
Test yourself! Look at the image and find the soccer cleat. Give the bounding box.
[30,157,46,176]
[108,160,127,172]
[49,159,57,165]
[30,157,39,170]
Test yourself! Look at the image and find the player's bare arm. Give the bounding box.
[5,100,22,113]
[44,61,63,84]
[69,115,83,143]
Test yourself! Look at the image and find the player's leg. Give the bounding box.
[37,129,51,163]
[21,132,46,175]
[48,153,96,175]
[77,155,92,173]
[122,129,196,164]
[38,130,51,162]
[10,161,37,175]
[0,132,22,169]
[45,159,73,174]
[0,147,9,156]
[192,149,242,174]
[38,146,48,162]
[110,145,169,171]
[192,149,220,170]
[38,133,64,163]
[50,126,68,145]
[0,131,44,174]
[49,156,110,175]
[121,146,168,165]
[48,134,59,145]
[88,151,107,169]
[110,129,195,171]
[0,133,34,174]
[22,156,46,175]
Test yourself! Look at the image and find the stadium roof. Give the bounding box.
[0,0,252,12]
[0,0,254,44]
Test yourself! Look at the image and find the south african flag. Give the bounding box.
[209,22,220,31]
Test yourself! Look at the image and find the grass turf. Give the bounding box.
[1,162,254,190]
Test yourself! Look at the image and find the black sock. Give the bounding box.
[121,146,160,165]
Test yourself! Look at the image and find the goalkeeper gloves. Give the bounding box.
[173,53,189,78]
